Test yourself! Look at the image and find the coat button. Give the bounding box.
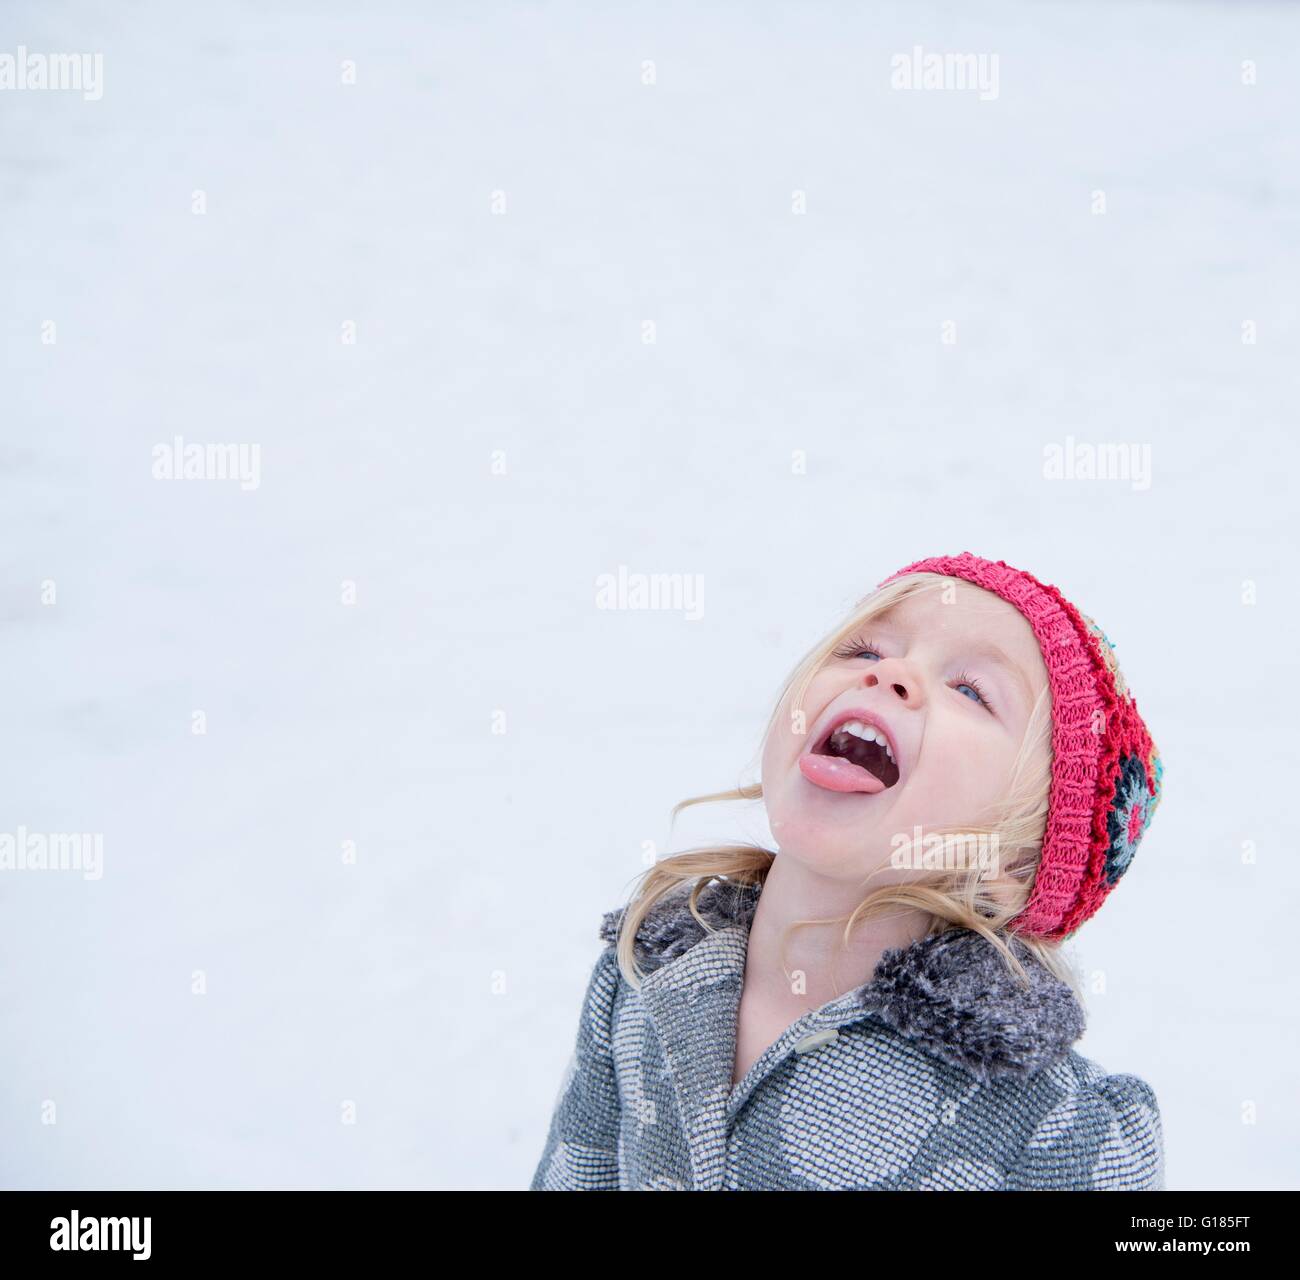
[793,1028,839,1054]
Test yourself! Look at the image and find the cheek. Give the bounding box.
[916,720,1014,816]
[760,676,835,788]
[759,698,796,790]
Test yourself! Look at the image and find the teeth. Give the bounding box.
[833,720,895,763]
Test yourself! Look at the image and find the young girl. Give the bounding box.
[531,552,1165,1191]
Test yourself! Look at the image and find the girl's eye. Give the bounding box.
[833,640,884,661]
[952,672,994,712]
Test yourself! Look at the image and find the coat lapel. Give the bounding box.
[600,875,1087,1187]
[633,924,748,1190]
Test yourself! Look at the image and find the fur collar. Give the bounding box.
[599,876,1086,1082]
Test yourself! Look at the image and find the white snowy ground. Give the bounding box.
[2,0,1297,1190]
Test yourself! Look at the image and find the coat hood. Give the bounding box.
[599,876,1088,1082]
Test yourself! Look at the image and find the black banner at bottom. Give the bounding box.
[2,1189,1286,1264]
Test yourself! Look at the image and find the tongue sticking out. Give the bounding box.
[799,753,886,794]
[799,724,900,795]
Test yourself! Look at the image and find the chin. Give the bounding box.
[767,778,900,878]
[770,833,867,881]
[764,790,878,868]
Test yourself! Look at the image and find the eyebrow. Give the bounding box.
[961,639,1036,707]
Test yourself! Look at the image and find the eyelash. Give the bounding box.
[831,634,882,661]
[952,670,994,713]
[830,637,996,713]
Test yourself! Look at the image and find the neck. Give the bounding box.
[741,854,934,1014]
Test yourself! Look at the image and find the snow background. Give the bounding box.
[2,0,1297,1190]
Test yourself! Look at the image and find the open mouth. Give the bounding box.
[801,718,901,794]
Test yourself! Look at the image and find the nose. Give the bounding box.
[861,657,925,708]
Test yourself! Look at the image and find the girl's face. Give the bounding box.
[760,582,1051,881]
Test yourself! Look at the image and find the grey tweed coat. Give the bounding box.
[530,877,1164,1191]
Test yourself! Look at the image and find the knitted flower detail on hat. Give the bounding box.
[1104,752,1158,886]
[1083,614,1128,699]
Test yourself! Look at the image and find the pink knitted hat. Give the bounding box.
[878,553,1163,941]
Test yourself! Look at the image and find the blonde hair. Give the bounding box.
[611,572,1082,1003]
